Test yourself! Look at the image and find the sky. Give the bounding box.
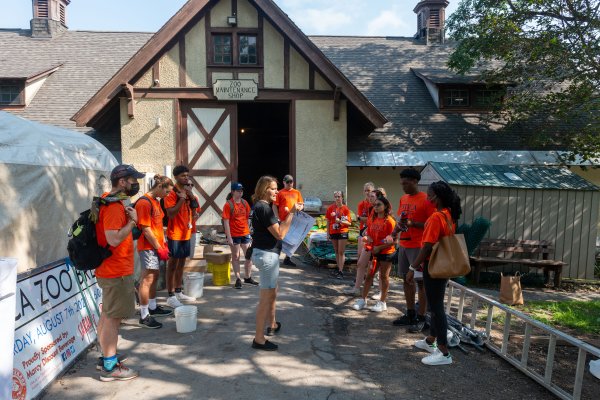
[0,0,459,37]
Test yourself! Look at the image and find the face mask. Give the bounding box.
[125,182,140,197]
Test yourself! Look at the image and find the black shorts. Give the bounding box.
[375,253,395,262]
[330,233,349,240]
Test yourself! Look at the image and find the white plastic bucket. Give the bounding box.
[174,305,198,333]
[183,272,204,299]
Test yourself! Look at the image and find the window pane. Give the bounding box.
[0,85,21,105]
[444,89,469,107]
[239,35,257,65]
[475,89,502,106]
[213,34,232,64]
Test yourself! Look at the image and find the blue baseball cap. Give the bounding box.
[231,182,244,191]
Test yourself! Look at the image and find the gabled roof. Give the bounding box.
[0,63,62,80]
[311,36,552,153]
[425,162,598,190]
[0,28,152,136]
[73,0,387,129]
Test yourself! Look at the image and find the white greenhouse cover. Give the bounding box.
[0,111,117,273]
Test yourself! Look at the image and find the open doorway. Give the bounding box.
[236,102,290,200]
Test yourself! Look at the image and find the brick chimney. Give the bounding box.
[31,0,70,38]
[414,0,449,45]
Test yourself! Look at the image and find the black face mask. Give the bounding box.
[125,182,140,197]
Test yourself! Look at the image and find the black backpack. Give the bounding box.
[67,196,120,271]
[131,196,151,240]
[221,199,250,232]
[159,197,169,227]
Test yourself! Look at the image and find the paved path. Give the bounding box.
[42,258,599,399]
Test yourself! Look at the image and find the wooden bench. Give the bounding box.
[470,239,567,287]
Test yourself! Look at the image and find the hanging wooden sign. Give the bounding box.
[213,79,258,101]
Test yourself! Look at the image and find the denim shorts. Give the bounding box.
[251,248,280,289]
[232,235,252,245]
[168,239,191,259]
[139,249,159,270]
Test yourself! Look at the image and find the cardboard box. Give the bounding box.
[184,259,207,273]
[205,251,232,264]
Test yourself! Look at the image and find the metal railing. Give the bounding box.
[445,280,600,400]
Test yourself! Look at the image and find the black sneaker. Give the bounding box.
[336,270,344,280]
[244,277,259,286]
[408,316,428,333]
[283,257,296,266]
[149,305,173,317]
[252,339,278,351]
[139,315,162,329]
[392,314,416,326]
[234,278,243,289]
[96,353,128,371]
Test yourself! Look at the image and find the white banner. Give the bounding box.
[1,258,18,400]
[12,261,101,400]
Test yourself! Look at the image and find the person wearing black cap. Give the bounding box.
[222,182,257,289]
[96,164,144,381]
[273,174,303,266]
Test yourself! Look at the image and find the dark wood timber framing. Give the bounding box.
[123,83,135,118]
[179,37,186,87]
[289,100,296,179]
[283,39,290,89]
[133,87,335,100]
[73,0,387,129]
[174,99,182,164]
[152,62,160,87]
[309,65,315,90]
[333,86,341,121]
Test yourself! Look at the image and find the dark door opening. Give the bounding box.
[236,102,290,200]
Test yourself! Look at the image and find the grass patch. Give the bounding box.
[522,301,600,335]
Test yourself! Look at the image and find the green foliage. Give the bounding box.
[523,300,600,334]
[447,0,600,162]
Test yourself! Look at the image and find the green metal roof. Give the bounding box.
[429,162,599,190]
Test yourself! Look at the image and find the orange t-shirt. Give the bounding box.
[135,194,165,251]
[164,190,193,241]
[326,204,352,235]
[222,199,251,237]
[357,199,372,230]
[366,214,396,255]
[95,194,134,278]
[422,208,455,247]
[275,188,303,221]
[397,192,436,248]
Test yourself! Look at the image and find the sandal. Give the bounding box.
[252,339,278,351]
[266,321,282,336]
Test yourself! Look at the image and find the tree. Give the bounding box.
[446,0,600,162]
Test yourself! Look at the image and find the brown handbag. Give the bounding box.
[428,212,471,279]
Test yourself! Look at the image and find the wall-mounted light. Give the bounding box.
[240,128,246,135]
[155,117,162,128]
[227,15,237,26]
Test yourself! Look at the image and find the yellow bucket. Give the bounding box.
[210,262,231,286]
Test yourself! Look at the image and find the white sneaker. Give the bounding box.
[352,298,368,310]
[176,292,196,302]
[370,300,387,312]
[414,339,438,354]
[371,292,381,300]
[421,351,452,366]
[343,286,361,296]
[166,296,183,308]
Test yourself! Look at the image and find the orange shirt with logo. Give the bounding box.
[326,204,352,235]
[164,190,193,241]
[222,199,251,237]
[95,194,134,278]
[357,199,372,230]
[422,209,455,261]
[397,192,436,248]
[135,194,165,251]
[366,215,396,255]
[275,188,303,221]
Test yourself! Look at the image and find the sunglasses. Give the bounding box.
[285,180,293,184]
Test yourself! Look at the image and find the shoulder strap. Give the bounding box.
[437,210,453,235]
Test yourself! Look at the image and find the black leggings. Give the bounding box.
[423,262,449,346]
